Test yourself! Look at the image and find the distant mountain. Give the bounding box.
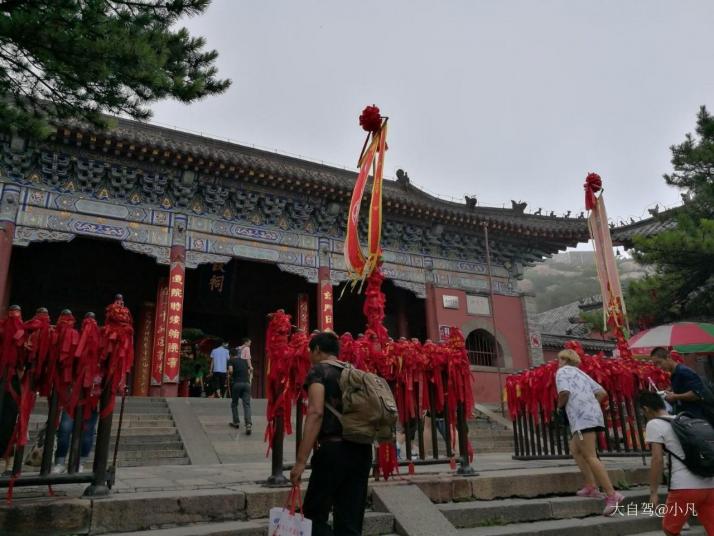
[520,252,648,313]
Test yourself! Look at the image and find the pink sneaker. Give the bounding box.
[603,492,625,516]
[576,485,606,498]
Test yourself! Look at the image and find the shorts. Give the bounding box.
[572,426,606,438]
[662,488,714,535]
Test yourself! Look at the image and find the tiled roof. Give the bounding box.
[541,334,615,353]
[611,209,678,246]
[56,117,590,243]
[535,295,603,337]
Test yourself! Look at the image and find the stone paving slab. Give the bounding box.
[373,484,457,536]
[456,512,662,535]
[439,488,667,528]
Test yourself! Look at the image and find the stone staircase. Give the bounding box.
[469,405,514,454]
[28,397,190,467]
[441,488,706,535]
[3,463,708,535]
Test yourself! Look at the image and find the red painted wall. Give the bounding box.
[493,294,529,371]
[430,286,532,404]
[471,369,507,404]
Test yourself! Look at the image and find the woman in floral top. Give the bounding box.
[556,349,623,516]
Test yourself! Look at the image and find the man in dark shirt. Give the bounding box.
[228,347,252,434]
[651,347,707,419]
[290,331,373,536]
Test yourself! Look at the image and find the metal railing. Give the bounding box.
[266,372,476,485]
[0,378,120,498]
[512,393,648,462]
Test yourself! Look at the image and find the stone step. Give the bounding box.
[440,488,662,528]
[105,511,394,536]
[637,530,706,536]
[455,513,685,535]
[108,457,190,467]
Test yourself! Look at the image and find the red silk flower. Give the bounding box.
[359,105,382,133]
[584,172,602,211]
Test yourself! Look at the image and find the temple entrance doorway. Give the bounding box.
[8,237,163,324]
[333,279,426,341]
[183,259,314,398]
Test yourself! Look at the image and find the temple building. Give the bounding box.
[0,119,596,403]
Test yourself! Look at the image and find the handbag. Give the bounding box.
[268,485,312,536]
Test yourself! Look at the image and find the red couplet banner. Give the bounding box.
[297,293,309,332]
[163,263,185,383]
[319,280,334,331]
[150,279,168,386]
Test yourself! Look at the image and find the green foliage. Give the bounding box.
[580,309,607,339]
[627,107,714,325]
[0,1,230,139]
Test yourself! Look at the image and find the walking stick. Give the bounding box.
[108,384,129,489]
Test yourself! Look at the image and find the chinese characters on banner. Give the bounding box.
[163,264,185,383]
[319,281,334,331]
[150,279,168,386]
[132,302,155,396]
[297,293,309,332]
[208,263,225,293]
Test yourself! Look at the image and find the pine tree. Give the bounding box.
[0,1,230,138]
[627,107,714,325]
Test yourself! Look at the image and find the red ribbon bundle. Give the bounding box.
[506,340,671,423]
[584,172,602,211]
[100,297,134,418]
[359,105,382,134]
[263,269,477,476]
[264,310,295,455]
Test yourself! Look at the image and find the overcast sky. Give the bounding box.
[151,0,714,226]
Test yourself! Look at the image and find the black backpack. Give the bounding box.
[656,414,714,478]
[698,378,714,426]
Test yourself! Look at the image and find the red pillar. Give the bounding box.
[161,215,187,397]
[317,266,333,331]
[425,283,439,341]
[0,185,20,317]
[150,278,169,397]
[296,293,310,332]
[132,302,156,396]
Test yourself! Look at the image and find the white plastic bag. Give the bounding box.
[268,486,312,536]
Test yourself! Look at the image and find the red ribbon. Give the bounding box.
[584,172,602,211]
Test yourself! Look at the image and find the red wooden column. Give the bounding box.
[317,266,334,331]
[149,278,169,396]
[132,302,156,396]
[425,282,439,341]
[161,215,188,397]
[0,185,20,316]
[296,293,310,332]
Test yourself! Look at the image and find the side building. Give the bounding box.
[0,119,590,403]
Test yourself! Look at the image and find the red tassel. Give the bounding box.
[377,443,398,480]
[47,485,55,497]
[449,456,457,470]
[408,462,415,475]
[5,474,17,504]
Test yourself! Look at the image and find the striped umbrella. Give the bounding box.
[628,322,714,355]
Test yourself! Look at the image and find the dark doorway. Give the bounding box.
[9,237,162,322]
[183,259,315,397]
[333,279,426,341]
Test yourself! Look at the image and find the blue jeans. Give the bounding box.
[56,410,98,460]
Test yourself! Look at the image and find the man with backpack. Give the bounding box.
[290,331,395,536]
[650,347,711,422]
[639,391,714,535]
